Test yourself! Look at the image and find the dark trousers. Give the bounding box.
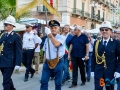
[71,57,86,85]
[40,58,64,90]
[0,67,16,90]
[94,78,114,90]
[22,49,35,78]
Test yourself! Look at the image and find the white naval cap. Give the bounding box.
[4,15,16,27]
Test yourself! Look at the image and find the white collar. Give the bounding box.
[7,31,13,35]
[103,37,110,43]
[26,30,33,34]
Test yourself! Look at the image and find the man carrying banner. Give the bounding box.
[40,20,65,90]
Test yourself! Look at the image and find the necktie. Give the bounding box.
[103,41,107,49]
[6,33,8,37]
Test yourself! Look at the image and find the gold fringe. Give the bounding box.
[16,0,42,18]
[42,0,59,16]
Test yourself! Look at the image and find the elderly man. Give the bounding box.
[40,20,65,90]
[91,21,120,90]
[0,15,22,90]
[68,26,89,88]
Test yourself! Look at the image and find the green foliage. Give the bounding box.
[0,0,30,22]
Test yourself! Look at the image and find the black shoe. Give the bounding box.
[80,82,85,86]
[61,81,66,86]
[30,73,34,78]
[87,78,90,82]
[50,77,54,80]
[69,84,77,88]
[24,78,28,82]
[66,78,71,82]
[30,70,35,78]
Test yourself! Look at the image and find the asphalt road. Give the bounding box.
[0,65,117,90]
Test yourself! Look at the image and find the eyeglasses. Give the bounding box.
[100,29,109,32]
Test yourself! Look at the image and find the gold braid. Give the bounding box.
[0,33,4,53]
[95,40,107,68]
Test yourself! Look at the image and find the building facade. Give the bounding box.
[19,0,120,30]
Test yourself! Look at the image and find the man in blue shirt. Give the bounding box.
[68,26,89,88]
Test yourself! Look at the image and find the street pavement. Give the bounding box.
[0,64,117,90]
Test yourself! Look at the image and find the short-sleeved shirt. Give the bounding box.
[35,36,42,52]
[43,34,65,60]
[70,33,89,58]
[23,31,38,48]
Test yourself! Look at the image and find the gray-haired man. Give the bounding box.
[68,26,89,88]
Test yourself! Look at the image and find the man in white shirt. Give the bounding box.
[85,33,95,82]
[22,24,39,82]
[32,30,42,74]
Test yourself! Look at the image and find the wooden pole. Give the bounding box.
[44,6,48,26]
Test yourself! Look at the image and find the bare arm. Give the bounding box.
[68,44,72,60]
[86,43,89,56]
[35,43,38,49]
[48,34,61,47]
[43,53,46,63]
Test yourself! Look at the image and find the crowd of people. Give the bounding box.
[0,15,120,90]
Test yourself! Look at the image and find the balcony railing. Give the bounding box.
[84,12,90,18]
[72,8,90,18]
[72,8,80,15]
[101,18,104,22]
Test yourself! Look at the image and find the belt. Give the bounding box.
[23,47,34,50]
[89,52,93,53]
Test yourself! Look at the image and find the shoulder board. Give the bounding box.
[11,32,14,35]
[33,33,36,35]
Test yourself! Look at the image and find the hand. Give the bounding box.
[85,55,89,60]
[91,72,94,77]
[68,54,71,61]
[114,72,120,78]
[45,27,51,35]
[14,66,20,70]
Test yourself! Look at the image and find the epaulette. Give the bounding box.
[33,33,36,35]
[11,32,14,35]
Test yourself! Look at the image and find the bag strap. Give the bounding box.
[47,38,58,59]
[47,38,51,59]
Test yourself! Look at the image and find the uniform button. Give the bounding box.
[1,50,3,51]
[1,54,3,55]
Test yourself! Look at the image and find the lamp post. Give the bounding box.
[89,0,100,29]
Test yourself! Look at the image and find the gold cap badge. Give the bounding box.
[51,21,54,24]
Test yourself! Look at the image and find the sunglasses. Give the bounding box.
[26,26,31,28]
[100,29,109,32]
[4,23,10,26]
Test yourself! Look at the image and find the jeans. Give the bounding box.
[40,57,64,90]
[117,78,120,90]
[85,52,92,79]
[62,54,70,82]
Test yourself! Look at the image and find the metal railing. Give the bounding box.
[72,8,90,18]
